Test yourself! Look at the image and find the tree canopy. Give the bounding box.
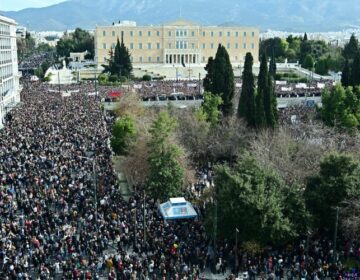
[321,84,360,129]
[238,52,256,127]
[203,44,234,116]
[305,153,360,231]
[56,28,94,59]
[209,155,297,245]
[146,112,185,201]
[102,35,132,78]
[111,116,136,156]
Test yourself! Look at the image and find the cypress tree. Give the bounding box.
[204,45,235,116]
[119,32,132,77]
[113,38,122,76]
[267,75,278,128]
[341,60,351,87]
[303,32,308,41]
[238,52,256,127]
[269,50,277,78]
[212,45,226,97]
[219,45,235,115]
[204,57,215,92]
[351,53,360,87]
[300,32,311,65]
[343,34,359,61]
[256,54,267,128]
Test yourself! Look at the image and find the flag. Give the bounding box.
[181,56,186,68]
[236,228,239,232]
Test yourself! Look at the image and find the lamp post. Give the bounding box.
[333,206,339,264]
[94,71,98,97]
[198,73,201,96]
[143,189,146,248]
[235,227,239,272]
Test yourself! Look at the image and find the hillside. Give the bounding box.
[2,0,360,32]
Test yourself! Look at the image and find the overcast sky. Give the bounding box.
[1,0,65,11]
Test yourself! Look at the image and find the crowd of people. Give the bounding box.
[0,78,358,280]
[275,80,334,98]
[0,82,225,279]
[18,51,56,70]
[133,80,203,101]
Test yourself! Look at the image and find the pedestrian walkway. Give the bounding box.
[112,156,133,201]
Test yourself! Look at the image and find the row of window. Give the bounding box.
[0,78,14,97]
[0,64,13,80]
[102,42,255,50]
[104,56,162,63]
[103,55,247,63]
[0,37,11,49]
[0,24,11,36]
[0,51,12,65]
[103,30,256,38]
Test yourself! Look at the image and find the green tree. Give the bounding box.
[198,92,223,128]
[315,58,329,75]
[255,54,268,128]
[103,34,132,77]
[305,153,360,231]
[56,28,94,59]
[238,53,256,127]
[269,51,277,78]
[302,54,314,70]
[321,84,360,129]
[300,33,312,64]
[146,112,184,201]
[265,75,278,128]
[207,45,235,116]
[56,37,75,58]
[110,116,136,155]
[259,38,288,60]
[350,53,360,86]
[203,57,215,93]
[208,155,296,245]
[341,60,351,87]
[343,34,359,61]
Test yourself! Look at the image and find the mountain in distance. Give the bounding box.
[2,0,360,32]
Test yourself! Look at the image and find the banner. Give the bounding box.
[295,83,307,89]
[134,84,142,89]
[276,81,287,85]
[317,83,325,89]
[187,83,197,87]
[235,83,242,88]
[281,87,292,92]
[62,92,71,97]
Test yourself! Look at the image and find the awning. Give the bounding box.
[159,197,198,220]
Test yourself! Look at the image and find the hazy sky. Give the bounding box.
[1,0,65,11]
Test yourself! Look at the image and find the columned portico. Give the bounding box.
[163,49,201,65]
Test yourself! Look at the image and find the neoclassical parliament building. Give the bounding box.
[95,19,259,69]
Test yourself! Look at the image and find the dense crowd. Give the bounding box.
[19,51,56,70]
[0,82,222,279]
[279,105,319,125]
[133,80,203,101]
[0,80,358,280]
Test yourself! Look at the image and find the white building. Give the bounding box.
[0,15,21,128]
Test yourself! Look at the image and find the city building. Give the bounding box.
[95,19,259,75]
[16,26,27,39]
[0,15,21,128]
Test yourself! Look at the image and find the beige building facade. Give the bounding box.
[95,19,259,68]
